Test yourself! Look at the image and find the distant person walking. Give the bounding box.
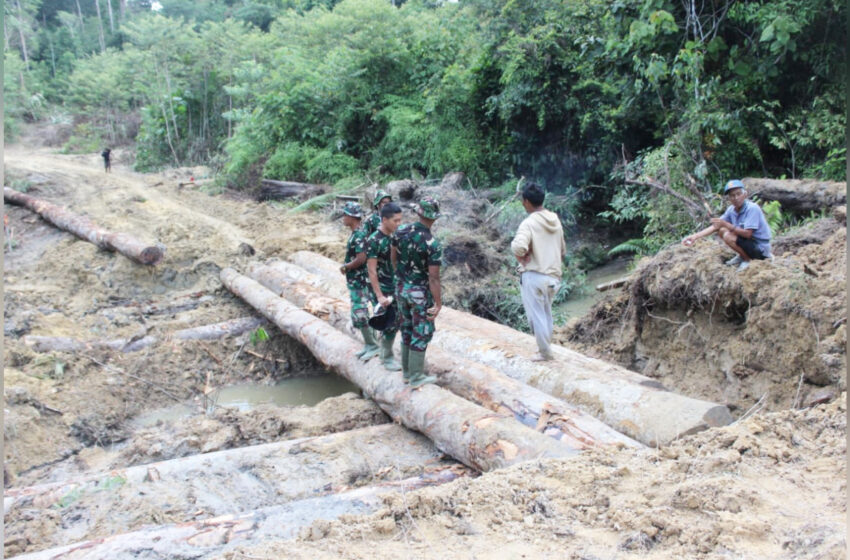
[510,182,566,362]
[681,179,773,271]
[101,149,112,173]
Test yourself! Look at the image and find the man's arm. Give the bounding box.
[510,220,532,258]
[342,252,367,273]
[427,265,441,321]
[682,224,719,246]
[709,218,754,239]
[367,258,389,305]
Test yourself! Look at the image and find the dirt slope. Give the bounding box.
[3,146,846,559]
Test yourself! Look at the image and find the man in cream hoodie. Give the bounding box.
[511,182,566,361]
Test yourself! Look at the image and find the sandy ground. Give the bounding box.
[3,145,847,559]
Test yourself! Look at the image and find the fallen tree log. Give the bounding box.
[5,424,451,553]
[247,261,641,451]
[258,179,328,201]
[12,466,466,560]
[221,267,578,471]
[596,276,631,292]
[23,316,265,354]
[742,178,846,213]
[3,187,165,265]
[286,251,733,446]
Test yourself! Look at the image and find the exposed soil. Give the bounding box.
[3,143,846,559]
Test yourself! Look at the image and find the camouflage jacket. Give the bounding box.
[361,213,382,239]
[366,229,395,294]
[344,228,369,288]
[393,222,442,288]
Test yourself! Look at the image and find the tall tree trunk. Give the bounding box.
[287,251,734,446]
[106,0,115,32]
[14,0,30,69]
[247,261,642,451]
[93,0,106,52]
[74,0,85,29]
[220,267,578,471]
[3,188,165,265]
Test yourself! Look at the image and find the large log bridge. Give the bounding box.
[287,251,733,446]
[4,187,164,265]
[247,261,641,452]
[221,268,579,472]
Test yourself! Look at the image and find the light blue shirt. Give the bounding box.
[721,200,772,254]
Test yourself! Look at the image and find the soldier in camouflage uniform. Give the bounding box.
[393,196,442,387]
[366,202,404,372]
[339,201,380,360]
[362,189,393,239]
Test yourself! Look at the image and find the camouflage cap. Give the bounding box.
[342,201,363,218]
[373,189,392,207]
[417,196,440,219]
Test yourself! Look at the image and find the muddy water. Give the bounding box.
[133,373,360,427]
[557,257,632,321]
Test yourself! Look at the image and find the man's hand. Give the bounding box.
[516,249,532,266]
[426,305,441,321]
[682,235,696,247]
[339,264,346,275]
[378,295,391,308]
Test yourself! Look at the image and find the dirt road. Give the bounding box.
[3,147,846,559]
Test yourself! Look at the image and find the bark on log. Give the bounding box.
[742,178,846,212]
[12,466,466,560]
[258,179,327,201]
[5,424,451,553]
[221,267,578,471]
[247,262,641,451]
[286,251,734,446]
[24,316,265,354]
[3,187,164,265]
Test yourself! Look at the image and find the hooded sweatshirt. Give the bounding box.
[511,209,566,278]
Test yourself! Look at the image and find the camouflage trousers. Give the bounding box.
[378,283,400,339]
[348,284,374,329]
[398,284,434,352]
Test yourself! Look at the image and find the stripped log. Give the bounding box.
[596,276,631,292]
[258,179,327,201]
[12,466,466,560]
[247,261,641,451]
[221,267,578,471]
[286,251,734,446]
[23,316,265,354]
[4,424,451,554]
[4,187,164,265]
[742,178,846,212]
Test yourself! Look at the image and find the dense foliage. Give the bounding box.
[5,0,846,244]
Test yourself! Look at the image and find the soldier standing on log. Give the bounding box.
[366,202,404,373]
[362,189,393,238]
[339,202,380,360]
[393,197,442,387]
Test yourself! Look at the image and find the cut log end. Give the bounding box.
[137,246,165,265]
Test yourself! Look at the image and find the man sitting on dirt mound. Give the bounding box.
[339,202,380,360]
[511,181,566,362]
[681,179,773,271]
[362,189,393,238]
[393,197,443,388]
[366,201,404,373]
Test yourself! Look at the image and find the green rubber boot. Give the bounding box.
[407,349,436,388]
[380,334,401,371]
[357,327,380,360]
[401,344,411,382]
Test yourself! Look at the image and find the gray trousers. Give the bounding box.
[520,271,559,358]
